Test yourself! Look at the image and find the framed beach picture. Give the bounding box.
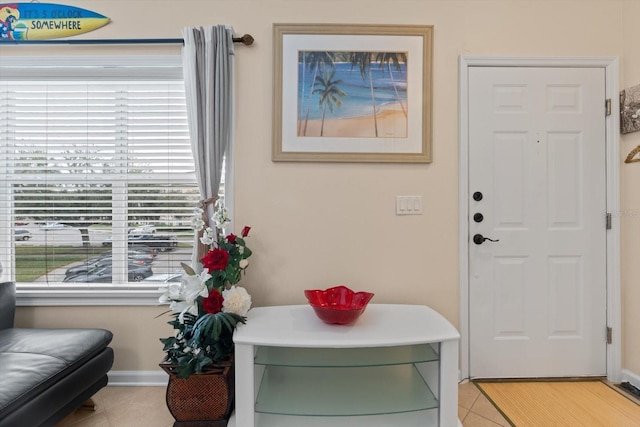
[272,23,433,163]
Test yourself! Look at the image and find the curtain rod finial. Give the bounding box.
[235,34,254,46]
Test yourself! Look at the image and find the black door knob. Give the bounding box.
[473,192,483,201]
[473,234,500,245]
[473,213,484,223]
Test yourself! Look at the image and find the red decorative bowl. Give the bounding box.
[304,285,374,325]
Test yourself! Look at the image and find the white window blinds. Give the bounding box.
[0,56,199,287]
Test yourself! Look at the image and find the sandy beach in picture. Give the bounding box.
[298,102,408,138]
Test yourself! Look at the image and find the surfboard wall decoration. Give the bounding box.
[0,3,110,41]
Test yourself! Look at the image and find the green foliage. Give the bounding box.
[160,308,247,378]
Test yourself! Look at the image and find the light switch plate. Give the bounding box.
[396,196,422,215]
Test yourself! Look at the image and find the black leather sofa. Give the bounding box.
[0,282,114,427]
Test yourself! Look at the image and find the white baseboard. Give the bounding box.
[621,369,640,390]
[107,370,168,386]
[108,368,640,390]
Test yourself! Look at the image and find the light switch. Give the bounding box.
[396,196,423,215]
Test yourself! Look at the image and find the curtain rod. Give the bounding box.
[0,34,255,46]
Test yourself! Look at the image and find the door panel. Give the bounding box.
[469,67,607,378]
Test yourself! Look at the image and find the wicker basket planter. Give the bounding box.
[160,358,235,427]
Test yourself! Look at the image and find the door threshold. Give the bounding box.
[473,376,606,383]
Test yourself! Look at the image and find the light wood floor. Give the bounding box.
[459,380,640,427]
[476,381,640,427]
[54,381,639,427]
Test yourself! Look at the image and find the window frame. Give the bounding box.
[0,55,227,306]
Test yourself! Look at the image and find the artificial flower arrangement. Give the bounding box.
[159,202,253,378]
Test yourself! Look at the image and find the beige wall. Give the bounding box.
[15,306,170,371]
[8,0,639,375]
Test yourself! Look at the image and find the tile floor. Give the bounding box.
[54,382,508,427]
[458,381,510,427]
[55,386,175,427]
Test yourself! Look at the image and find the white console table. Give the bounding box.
[232,304,460,427]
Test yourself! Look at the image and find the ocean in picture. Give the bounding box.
[297,57,408,138]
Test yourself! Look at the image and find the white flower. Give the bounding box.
[181,270,211,304]
[158,284,193,318]
[239,259,249,269]
[159,270,212,323]
[199,227,215,245]
[189,207,206,231]
[190,216,205,231]
[222,286,252,316]
[212,200,231,229]
[158,283,183,304]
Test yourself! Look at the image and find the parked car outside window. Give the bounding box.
[142,272,183,283]
[65,257,151,277]
[40,222,69,230]
[128,225,156,235]
[14,229,31,241]
[102,234,178,251]
[62,263,153,283]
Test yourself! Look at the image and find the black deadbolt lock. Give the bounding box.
[473,191,483,201]
[473,213,484,223]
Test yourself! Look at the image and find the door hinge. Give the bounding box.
[605,98,612,116]
[606,326,612,344]
[606,212,612,230]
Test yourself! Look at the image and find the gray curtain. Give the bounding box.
[182,25,234,262]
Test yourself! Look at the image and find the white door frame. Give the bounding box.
[458,56,621,382]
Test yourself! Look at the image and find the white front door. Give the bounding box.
[468,66,607,378]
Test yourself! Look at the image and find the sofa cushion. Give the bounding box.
[0,328,113,419]
[0,328,113,361]
[0,350,113,427]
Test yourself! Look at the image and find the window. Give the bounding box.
[0,56,201,303]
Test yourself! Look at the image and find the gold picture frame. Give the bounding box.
[272,23,433,163]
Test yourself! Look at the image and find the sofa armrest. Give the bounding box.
[0,282,16,330]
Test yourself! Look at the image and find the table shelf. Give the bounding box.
[255,364,438,416]
[255,411,438,427]
[254,343,439,367]
[228,410,441,427]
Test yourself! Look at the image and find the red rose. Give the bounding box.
[202,290,223,314]
[241,226,251,237]
[201,248,229,271]
[226,233,237,244]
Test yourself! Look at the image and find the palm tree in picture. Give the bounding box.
[375,52,408,118]
[349,51,378,137]
[299,51,335,136]
[312,68,345,136]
